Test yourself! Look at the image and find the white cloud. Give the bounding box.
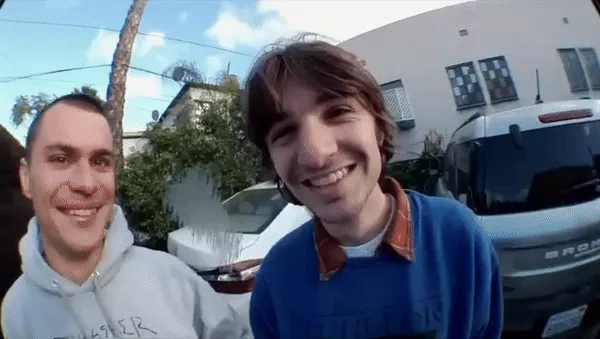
[87,30,119,63]
[86,30,166,63]
[137,31,165,57]
[180,11,189,24]
[205,0,471,50]
[204,11,296,50]
[126,73,162,99]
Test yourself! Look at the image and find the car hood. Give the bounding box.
[167,227,261,272]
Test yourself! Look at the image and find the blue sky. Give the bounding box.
[0,0,463,144]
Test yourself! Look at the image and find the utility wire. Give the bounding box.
[11,76,175,100]
[0,18,255,57]
[0,64,111,83]
[17,77,175,103]
[0,63,178,84]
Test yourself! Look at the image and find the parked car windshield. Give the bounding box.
[222,188,287,234]
[475,120,600,215]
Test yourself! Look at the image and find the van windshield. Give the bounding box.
[221,188,287,234]
[474,120,600,215]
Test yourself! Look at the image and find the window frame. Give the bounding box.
[380,79,416,130]
[558,48,591,92]
[445,62,487,110]
[478,55,519,104]
[578,48,600,90]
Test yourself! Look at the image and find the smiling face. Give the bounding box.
[266,78,384,224]
[20,101,115,257]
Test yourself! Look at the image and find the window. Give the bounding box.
[454,142,472,205]
[222,188,287,234]
[579,48,600,90]
[459,29,469,37]
[446,62,486,110]
[471,120,600,215]
[479,56,518,104]
[558,48,590,92]
[380,79,415,130]
[444,144,456,194]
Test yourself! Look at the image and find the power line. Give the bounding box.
[0,18,254,58]
[8,73,175,98]
[0,64,111,83]
[0,62,178,84]
[15,77,175,103]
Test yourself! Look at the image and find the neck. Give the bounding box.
[41,236,104,285]
[322,184,391,246]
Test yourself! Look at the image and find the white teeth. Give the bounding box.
[309,166,351,187]
[65,209,97,217]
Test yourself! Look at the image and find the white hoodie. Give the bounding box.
[1,205,250,339]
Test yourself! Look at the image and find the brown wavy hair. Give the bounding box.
[242,34,396,202]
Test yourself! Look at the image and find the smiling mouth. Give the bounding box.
[57,207,100,219]
[302,164,356,188]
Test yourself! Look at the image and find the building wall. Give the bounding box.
[160,87,228,129]
[123,136,148,158]
[339,0,600,162]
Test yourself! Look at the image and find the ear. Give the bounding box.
[19,158,32,199]
[376,129,385,147]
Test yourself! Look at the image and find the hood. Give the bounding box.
[20,204,134,296]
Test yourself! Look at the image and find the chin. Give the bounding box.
[312,199,357,224]
[67,238,105,255]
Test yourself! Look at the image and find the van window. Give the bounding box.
[455,142,471,202]
[444,144,457,194]
[222,188,287,234]
[472,120,600,215]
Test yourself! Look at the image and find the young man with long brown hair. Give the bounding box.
[243,37,503,339]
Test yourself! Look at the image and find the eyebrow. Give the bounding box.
[275,92,346,123]
[43,144,114,157]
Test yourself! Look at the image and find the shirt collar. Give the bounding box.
[312,177,415,280]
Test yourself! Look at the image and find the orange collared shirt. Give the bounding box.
[312,177,415,280]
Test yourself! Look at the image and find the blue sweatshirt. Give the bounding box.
[250,191,503,339]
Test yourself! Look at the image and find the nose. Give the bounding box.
[69,161,97,196]
[297,120,338,168]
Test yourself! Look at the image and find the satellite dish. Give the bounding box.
[151,110,159,121]
[172,67,185,82]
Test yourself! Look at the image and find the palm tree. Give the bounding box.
[105,0,149,171]
[10,86,105,127]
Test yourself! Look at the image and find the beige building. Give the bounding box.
[122,131,147,158]
[339,0,600,162]
[156,82,228,129]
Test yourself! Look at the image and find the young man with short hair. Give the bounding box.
[1,94,249,339]
[244,40,503,339]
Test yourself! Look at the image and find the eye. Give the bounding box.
[269,125,295,143]
[326,105,353,119]
[50,155,68,164]
[93,157,113,168]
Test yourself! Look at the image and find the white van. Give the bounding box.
[436,99,600,338]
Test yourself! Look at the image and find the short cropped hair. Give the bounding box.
[25,93,107,160]
[242,36,396,171]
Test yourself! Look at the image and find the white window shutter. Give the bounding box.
[382,87,414,121]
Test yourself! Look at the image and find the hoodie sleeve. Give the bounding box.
[181,264,251,339]
[1,282,27,339]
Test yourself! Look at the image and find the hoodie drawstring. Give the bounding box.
[53,273,124,339]
[92,271,123,339]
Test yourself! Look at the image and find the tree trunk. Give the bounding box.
[106,0,148,171]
